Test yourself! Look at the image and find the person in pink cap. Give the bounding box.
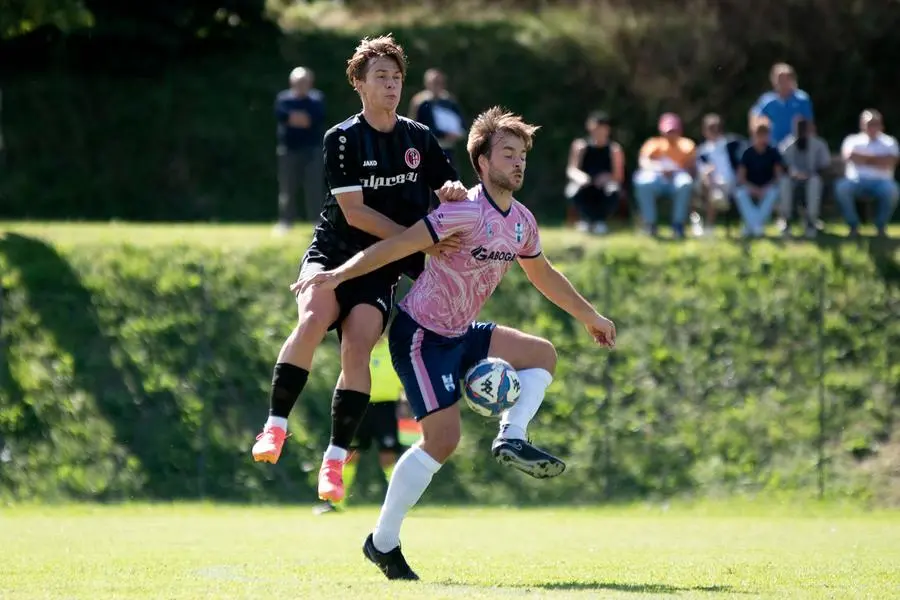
[632,112,697,238]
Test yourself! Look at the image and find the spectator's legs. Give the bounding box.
[834,178,861,233]
[277,150,301,231]
[778,177,795,233]
[705,183,720,230]
[598,189,619,221]
[670,173,694,237]
[869,179,899,233]
[591,189,619,235]
[757,186,780,231]
[301,146,325,224]
[697,177,714,233]
[734,186,760,235]
[633,173,662,233]
[805,175,823,234]
[570,186,596,229]
[698,179,730,236]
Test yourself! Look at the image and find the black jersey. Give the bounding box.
[579,140,614,178]
[315,113,458,259]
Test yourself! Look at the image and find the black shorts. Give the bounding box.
[299,239,398,335]
[351,401,400,452]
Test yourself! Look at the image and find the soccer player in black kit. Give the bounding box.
[252,34,467,504]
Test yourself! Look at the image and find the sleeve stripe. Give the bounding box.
[518,251,543,259]
[423,218,440,244]
[331,185,362,195]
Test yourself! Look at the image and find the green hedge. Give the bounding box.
[2,232,898,504]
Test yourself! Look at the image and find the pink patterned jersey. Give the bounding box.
[398,184,542,338]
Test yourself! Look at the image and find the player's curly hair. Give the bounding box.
[467,106,540,178]
[345,34,407,86]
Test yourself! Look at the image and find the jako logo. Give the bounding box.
[361,172,418,189]
[363,160,378,167]
[471,246,516,262]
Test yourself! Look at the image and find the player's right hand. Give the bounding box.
[585,313,616,348]
[290,270,341,295]
[425,233,461,256]
[436,180,468,202]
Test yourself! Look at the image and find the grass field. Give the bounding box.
[1,503,898,599]
[2,221,899,599]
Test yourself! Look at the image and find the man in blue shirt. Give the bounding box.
[275,66,327,232]
[407,69,466,171]
[735,119,785,237]
[749,63,814,147]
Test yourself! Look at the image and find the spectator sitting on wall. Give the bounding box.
[835,109,899,238]
[407,68,466,170]
[750,62,814,148]
[735,119,785,238]
[565,111,625,235]
[778,117,830,239]
[632,112,696,238]
[274,66,326,235]
[694,113,745,238]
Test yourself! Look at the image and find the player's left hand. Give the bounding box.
[585,313,616,348]
[436,180,467,202]
[290,270,341,295]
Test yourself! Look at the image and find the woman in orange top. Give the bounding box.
[632,113,696,238]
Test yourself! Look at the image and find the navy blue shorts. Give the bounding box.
[388,310,495,421]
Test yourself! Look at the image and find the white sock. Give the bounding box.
[323,444,348,462]
[265,416,288,431]
[498,368,553,440]
[372,446,442,552]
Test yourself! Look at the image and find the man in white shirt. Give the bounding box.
[835,109,899,237]
[694,113,741,237]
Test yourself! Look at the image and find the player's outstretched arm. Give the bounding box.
[517,253,616,348]
[336,190,410,240]
[336,182,466,243]
[293,221,437,295]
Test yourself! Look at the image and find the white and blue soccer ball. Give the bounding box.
[463,357,521,418]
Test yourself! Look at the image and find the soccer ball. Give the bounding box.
[463,358,521,418]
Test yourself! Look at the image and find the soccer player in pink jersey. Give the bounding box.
[295,106,616,580]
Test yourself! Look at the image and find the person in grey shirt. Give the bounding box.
[778,117,830,238]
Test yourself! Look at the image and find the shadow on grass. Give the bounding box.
[436,578,751,594]
[522,581,743,594]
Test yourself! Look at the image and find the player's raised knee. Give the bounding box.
[296,292,338,336]
[340,307,384,361]
[530,336,557,375]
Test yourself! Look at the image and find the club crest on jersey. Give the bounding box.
[441,374,456,392]
[515,222,524,242]
[486,223,494,238]
[404,148,421,169]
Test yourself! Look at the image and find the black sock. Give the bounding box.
[269,363,309,418]
[330,389,370,449]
